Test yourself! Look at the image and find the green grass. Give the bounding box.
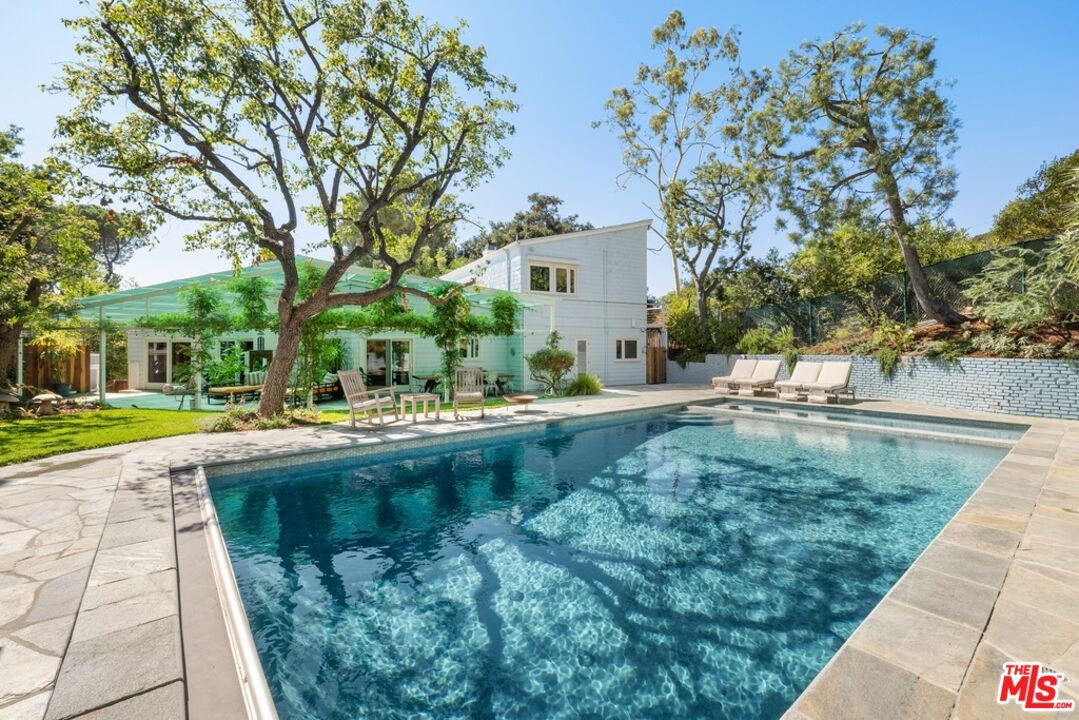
[0,396,515,466]
[0,408,216,466]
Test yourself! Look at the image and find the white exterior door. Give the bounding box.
[575,339,588,377]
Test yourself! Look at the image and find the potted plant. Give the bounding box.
[31,331,81,396]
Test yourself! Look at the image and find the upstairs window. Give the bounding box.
[529,265,550,292]
[615,338,639,361]
[529,262,576,294]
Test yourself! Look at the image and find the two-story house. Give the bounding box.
[442,219,650,387]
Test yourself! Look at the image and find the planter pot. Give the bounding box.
[52,383,74,397]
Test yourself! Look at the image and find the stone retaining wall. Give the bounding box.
[667,353,1079,420]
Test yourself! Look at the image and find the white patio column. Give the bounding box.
[16,334,24,388]
[192,330,202,410]
[98,308,107,405]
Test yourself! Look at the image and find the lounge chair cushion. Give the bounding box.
[350,395,395,411]
[803,361,852,391]
[734,360,782,387]
[712,359,757,385]
[776,361,823,390]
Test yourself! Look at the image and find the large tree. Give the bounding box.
[992,149,1079,245]
[759,24,967,325]
[76,203,156,288]
[597,11,771,341]
[0,128,101,389]
[56,0,515,415]
[456,192,592,261]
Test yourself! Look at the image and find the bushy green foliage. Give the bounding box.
[526,332,576,396]
[566,373,603,396]
[993,150,1079,245]
[924,338,972,365]
[735,325,798,368]
[663,287,740,361]
[736,328,779,354]
[963,236,1079,336]
[868,321,915,377]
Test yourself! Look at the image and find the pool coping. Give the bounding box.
[2,386,1076,719]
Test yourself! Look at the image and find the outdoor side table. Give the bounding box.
[400,392,441,423]
[504,394,538,414]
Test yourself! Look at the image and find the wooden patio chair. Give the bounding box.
[453,367,486,420]
[339,370,399,427]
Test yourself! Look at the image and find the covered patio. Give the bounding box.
[66,258,554,410]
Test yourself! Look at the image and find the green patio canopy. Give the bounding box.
[72,257,546,405]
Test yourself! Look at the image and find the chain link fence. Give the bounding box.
[744,238,1052,343]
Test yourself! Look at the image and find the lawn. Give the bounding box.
[0,409,217,466]
[0,397,513,466]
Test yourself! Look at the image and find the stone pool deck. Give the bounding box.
[0,385,1076,719]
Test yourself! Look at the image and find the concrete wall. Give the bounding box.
[667,353,1079,420]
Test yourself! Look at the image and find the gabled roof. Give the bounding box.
[441,219,651,281]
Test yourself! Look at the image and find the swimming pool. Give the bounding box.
[210,411,1010,719]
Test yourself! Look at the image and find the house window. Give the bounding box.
[529,265,550,292]
[528,263,577,294]
[615,338,639,361]
[459,338,480,359]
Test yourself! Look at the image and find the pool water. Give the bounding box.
[211,412,1009,720]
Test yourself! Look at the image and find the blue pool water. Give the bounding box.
[211,412,1009,720]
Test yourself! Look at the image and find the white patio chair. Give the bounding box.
[804,361,853,404]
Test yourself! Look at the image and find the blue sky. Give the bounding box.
[5,1,1078,295]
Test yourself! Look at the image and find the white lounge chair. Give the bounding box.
[339,369,399,427]
[804,361,853,404]
[775,361,823,401]
[453,367,486,420]
[712,359,757,394]
[733,359,782,396]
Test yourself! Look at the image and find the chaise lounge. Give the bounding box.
[732,359,782,396]
[775,361,822,401]
[712,359,757,394]
[803,361,853,404]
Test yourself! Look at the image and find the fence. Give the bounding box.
[744,238,1052,343]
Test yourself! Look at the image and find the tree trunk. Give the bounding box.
[671,248,682,293]
[258,316,304,416]
[878,165,967,326]
[895,234,967,326]
[694,276,710,340]
[0,324,23,390]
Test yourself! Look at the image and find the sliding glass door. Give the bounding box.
[366,339,388,387]
[366,339,412,387]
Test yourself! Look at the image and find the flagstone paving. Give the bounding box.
[0,386,1076,719]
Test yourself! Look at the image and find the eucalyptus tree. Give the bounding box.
[55,0,516,414]
[597,11,771,340]
[759,24,967,325]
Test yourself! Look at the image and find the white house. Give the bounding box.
[79,220,651,398]
[443,219,651,386]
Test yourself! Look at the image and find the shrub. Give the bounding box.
[736,327,778,354]
[870,321,914,377]
[526,332,576,395]
[662,287,740,359]
[566,373,603,396]
[924,338,972,365]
